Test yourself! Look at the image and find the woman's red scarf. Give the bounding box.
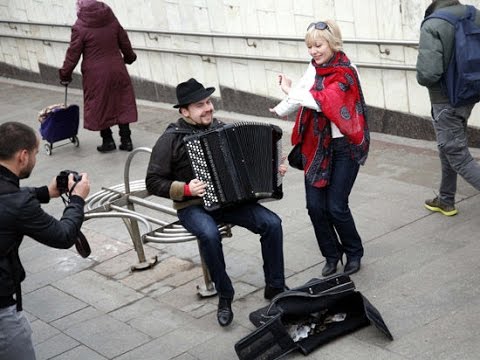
[291,51,369,188]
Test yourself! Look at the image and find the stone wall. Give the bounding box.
[1,0,480,144]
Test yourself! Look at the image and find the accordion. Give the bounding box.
[184,122,283,210]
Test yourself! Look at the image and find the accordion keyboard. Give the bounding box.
[184,122,283,210]
[185,139,220,209]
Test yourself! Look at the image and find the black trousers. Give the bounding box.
[100,124,131,140]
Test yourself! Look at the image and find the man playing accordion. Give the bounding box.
[146,78,288,327]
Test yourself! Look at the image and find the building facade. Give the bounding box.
[1,0,480,143]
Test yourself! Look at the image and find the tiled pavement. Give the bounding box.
[2,77,480,360]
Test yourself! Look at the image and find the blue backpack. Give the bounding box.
[423,5,480,107]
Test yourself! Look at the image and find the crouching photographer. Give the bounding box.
[0,122,90,360]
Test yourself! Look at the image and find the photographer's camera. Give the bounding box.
[56,170,82,194]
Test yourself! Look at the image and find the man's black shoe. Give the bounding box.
[321,261,338,277]
[217,297,233,327]
[264,285,289,300]
[344,259,361,275]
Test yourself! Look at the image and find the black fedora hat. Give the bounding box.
[173,78,215,108]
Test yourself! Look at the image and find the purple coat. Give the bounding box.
[59,2,137,131]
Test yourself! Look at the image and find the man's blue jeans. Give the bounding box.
[177,203,285,299]
[431,103,480,205]
[304,137,363,263]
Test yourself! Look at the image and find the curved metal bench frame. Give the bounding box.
[84,147,232,297]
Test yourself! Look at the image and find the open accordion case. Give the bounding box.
[235,274,393,360]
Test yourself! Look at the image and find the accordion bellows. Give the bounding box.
[184,122,283,210]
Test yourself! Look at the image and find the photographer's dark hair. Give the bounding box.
[0,122,38,160]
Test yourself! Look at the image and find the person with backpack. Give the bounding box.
[416,0,480,216]
[0,122,90,360]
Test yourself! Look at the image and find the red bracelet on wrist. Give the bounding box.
[184,183,192,196]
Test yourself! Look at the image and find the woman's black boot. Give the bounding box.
[119,124,133,151]
[119,139,133,151]
[321,261,338,277]
[97,128,116,153]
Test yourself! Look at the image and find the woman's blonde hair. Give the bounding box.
[305,19,343,52]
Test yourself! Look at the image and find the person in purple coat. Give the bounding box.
[59,0,138,153]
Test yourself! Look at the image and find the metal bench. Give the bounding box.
[84,147,233,297]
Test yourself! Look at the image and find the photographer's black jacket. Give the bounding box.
[0,165,85,310]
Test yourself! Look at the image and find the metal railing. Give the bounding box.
[84,147,231,297]
[0,19,418,71]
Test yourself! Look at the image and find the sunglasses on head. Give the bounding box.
[307,21,329,31]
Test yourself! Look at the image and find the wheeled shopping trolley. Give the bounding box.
[39,84,80,155]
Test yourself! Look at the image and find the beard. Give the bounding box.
[18,162,34,179]
[18,168,32,179]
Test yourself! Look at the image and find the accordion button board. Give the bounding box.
[185,138,220,209]
[184,122,283,210]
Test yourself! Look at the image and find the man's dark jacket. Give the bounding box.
[146,118,223,210]
[0,165,85,309]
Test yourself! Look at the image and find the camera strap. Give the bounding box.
[68,181,79,199]
[60,182,79,205]
[58,184,91,258]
